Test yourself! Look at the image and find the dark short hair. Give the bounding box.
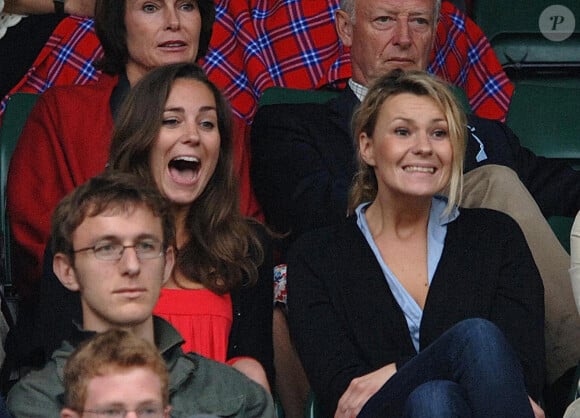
[51,171,175,258]
[95,0,215,75]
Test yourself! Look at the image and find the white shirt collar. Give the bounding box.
[348,79,368,102]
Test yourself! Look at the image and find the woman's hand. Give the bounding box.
[334,363,397,418]
[65,0,96,16]
[528,396,545,418]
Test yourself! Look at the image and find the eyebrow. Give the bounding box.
[408,10,433,17]
[391,117,447,124]
[163,105,217,113]
[89,233,161,243]
[373,6,433,16]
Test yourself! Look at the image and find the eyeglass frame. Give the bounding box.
[72,239,166,261]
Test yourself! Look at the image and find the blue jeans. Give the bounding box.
[358,318,534,418]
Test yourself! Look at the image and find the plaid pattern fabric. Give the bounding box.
[0,16,102,116]
[1,1,511,123]
[201,0,348,122]
[428,1,514,121]
[273,264,288,306]
[202,0,513,122]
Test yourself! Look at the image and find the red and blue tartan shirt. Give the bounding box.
[0,1,512,122]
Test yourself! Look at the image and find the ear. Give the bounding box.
[359,132,376,167]
[53,253,81,292]
[335,9,354,47]
[60,408,81,418]
[162,246,175,286]
[163,405,172,418]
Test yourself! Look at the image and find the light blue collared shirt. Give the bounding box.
[356,196,459,352]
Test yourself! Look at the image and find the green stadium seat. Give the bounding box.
[507,79,580,163]
[506,79,580,251]
[472,0,580,77]
[258,85,472,114]
[0,93,39,290]
[258,86,340,107]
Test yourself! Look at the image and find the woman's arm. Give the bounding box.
[287,232,378,416]
[3,0,94,15]
[490,212,545,400]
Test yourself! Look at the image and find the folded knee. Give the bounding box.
[404,380,469,417]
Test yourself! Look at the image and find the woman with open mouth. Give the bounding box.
[108,62,274,391]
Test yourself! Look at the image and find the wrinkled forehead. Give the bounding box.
[357,0,437,18]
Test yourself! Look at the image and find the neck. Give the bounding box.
[125,63,148,87]
[365,194,432,240]
[82,315,156,345]
[173,205,190,248]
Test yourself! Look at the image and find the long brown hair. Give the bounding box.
[109,62,262,294]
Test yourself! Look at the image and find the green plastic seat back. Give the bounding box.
[507,79,580,163]
[472,0,580,73]
[258,85,472,114]
[506,79,580,252]
[258,86,341,107]
[0,93,39,287]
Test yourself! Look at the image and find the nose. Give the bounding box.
[165,7,180,31]
[181,120,201,145]
[119,247,141,277]
[393,18,412,48]
[412,132,433,154]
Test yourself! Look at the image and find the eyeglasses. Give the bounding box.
[83,405,165,418]
[73,240,164,261]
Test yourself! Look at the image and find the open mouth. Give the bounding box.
[168,156,200,184]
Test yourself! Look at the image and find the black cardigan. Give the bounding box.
[287,208,545,417]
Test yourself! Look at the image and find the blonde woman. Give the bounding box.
[287,70,545,418]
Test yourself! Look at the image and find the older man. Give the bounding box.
[251,0,580,415]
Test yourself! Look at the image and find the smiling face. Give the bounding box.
[124,0,202,85]
[336,0,436,86]
[359,93,452,203]
[53,205,175,336]
[149,78,221,208]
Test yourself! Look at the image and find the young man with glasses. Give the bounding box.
[7,171,274,418]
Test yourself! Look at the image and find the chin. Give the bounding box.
[115,311,152,327]
[169,193,198,206]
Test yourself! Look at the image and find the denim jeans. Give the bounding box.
[358,318,534,418]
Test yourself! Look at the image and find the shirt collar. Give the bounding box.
[348,79,368,102]
[355,195,459,227]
